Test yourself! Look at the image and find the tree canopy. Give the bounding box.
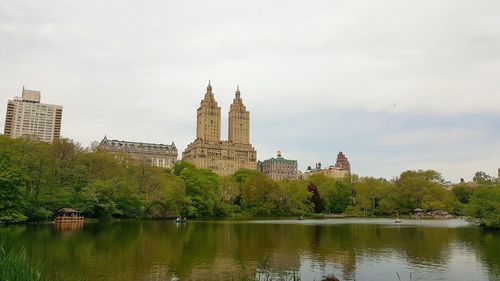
[0,135,497,229]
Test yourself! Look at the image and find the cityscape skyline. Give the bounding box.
[1,82,495,182]
[1,1,499,181]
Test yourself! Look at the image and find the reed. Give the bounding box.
[230,258,301,281]
[0,239,46,281]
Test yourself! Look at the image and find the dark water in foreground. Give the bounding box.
[1,219,499,281]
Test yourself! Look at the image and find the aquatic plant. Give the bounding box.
[0,240,46,281]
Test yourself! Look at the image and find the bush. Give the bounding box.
[26,206,52,222]
[466,186,500,229]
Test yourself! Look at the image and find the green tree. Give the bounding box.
[353,177,392,215]
[472,171,493,185]
[318,180,352,213]
[277,180,311,215]
[397,170,439,213]
[159,174,192,217]
[0,168,28,223]
[219,176,240,204]
[232,169,265,184]
[465,185,500,228]
[451,185,475,204]
[241,176,280,216]
[377,183,400,215]
[174,161,224,217]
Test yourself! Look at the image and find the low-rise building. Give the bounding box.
[258,151,298,181]
[302,151,351,180]
[98,136,178,168]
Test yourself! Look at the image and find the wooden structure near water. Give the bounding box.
[53,208,84,224]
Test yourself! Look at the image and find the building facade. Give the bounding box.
[258,151,298,181]
[302,151,351,180]
[182,82,257,176]
[3,87,62,142]
[99,136,178,168]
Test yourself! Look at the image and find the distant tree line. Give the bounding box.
[0,136,498,228]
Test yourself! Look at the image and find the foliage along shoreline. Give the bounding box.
[0,135,499,228]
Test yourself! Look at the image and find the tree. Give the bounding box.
[241,176,280,216]
[219,176,240,204]
[0,168,28,223]
[473,171,495,187]
[232,169,265,184]
[377,184,399,215]
[399,170,444,184]
[396,170,438,213]
[174,161,224,217]
[307,182,324,213]
[318,181,352,213]
[159,175,192,217]
[451,185,475,204]
[466,185,500,228]
[79,180,121,220]
[353,177,391,215]
[277,180,311,215]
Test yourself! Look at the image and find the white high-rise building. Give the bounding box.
[3,87,63,142]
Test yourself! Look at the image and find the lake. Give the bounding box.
[1,218,498,281]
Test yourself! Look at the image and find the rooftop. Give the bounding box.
[100,136,177,150]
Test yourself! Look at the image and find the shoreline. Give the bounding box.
[1,215,467,226]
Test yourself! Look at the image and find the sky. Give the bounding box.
[1,0,499,182]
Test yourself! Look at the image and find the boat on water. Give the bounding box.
[175,217,187,223]
[395,218,402,223]
[297,216,305,221]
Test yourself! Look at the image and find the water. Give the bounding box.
[0,218,498,281]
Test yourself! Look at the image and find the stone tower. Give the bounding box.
[228,86,250,144]
[183,81,257,176]
[196,81,221,141]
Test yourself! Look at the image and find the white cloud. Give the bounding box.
[379,127,485,146]
[0,0,499,180]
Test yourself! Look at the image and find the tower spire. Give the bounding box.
[204,80,214,98]
[197,80,221,141]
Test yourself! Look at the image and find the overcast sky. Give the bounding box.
[1,0,499,181]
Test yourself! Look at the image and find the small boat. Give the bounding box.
[297,216,305,221]
[175,217,187,223]
[394,218,402,223]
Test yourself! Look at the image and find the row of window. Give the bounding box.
[150,158,172,168]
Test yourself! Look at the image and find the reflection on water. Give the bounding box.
[0,219,498,281]
[53,222,84,231]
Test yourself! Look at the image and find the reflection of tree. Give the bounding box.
[0,221,497,280]
[456,228,500,277]
[395,227,455,265]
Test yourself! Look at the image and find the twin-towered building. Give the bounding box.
[182,82,257,176]
[95,81,350,180]
[2,83,352,180]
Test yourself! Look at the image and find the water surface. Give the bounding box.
[1,218,498,281]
